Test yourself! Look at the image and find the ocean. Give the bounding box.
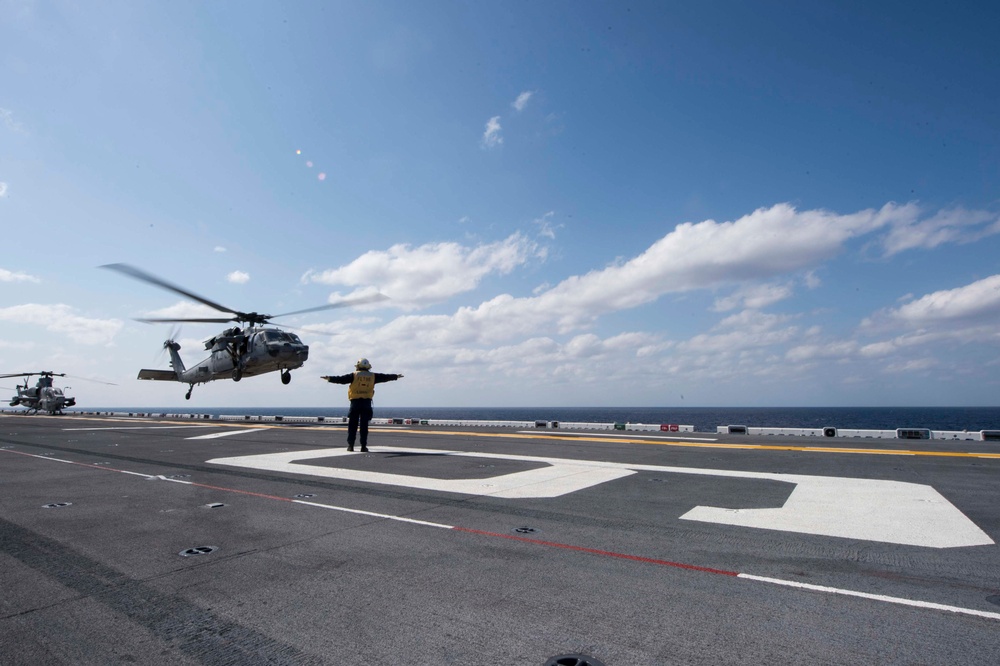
[78,406,1000,433]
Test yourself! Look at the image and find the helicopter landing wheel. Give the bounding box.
[281,370,291,385]
[233,367,243,382]
[185,389,192,400]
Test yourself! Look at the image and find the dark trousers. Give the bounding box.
[347,399,374,446]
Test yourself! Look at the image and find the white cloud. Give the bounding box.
[785,340,859,363]
[0,268,39,283]
[214,246,227,253]
[0,304,123,345]
[880,206,1000,256]
[0,182,8,198]
[713,282,794,312]
[882,357,938,374]
[534,211,559,240]
[304,202,1000,401]
[0,108,26,134]
[144,301,227,321]
[227,270,250,284]
[512,91,534,112]
[305,203,919,350]
[871,274,1000,327]
[303,234,539,308]
[481,116,503,149]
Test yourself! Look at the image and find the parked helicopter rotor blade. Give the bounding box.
[64,374,118,386]
[0,372,66,379]
[271,293,390,318]
[101,263,240,316]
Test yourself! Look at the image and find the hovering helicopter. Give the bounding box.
[4,372,75,414]
[102,263,386,400]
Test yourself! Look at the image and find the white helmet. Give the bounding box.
[355,358,371,370]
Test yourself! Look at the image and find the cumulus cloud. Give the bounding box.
[713,282,795,312]
[303,233,539,308]
[481,116,503,149]
[880,206,1000,256]
[143,301,227,321]
[512,91,534,112]
[0,304,123,345]
[227,270,250,284]
[867,274,1000,328]
[0,268,39,283]
[305,202,1000,398]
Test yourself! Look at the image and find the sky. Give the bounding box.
[2,0,999,409]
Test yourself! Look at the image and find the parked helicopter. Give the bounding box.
[102,263,386,400]
[5,372,74,414]
[2,371,118,414]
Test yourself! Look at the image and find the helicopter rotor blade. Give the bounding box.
[271,293,390,319]
[0,372,65,379]
[64,374,118,386]
[101,263,240,317]
[135,317,237,324]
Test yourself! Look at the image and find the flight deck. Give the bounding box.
[2,412,999,665]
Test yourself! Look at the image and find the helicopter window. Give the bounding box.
[262,330,293,342]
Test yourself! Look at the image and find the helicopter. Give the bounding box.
[102,263,386,400]
[3,372,75,414]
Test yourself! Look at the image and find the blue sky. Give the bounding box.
[2,0,999,408]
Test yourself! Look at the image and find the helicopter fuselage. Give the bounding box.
[139,326,308,391]
[8,382,76,414]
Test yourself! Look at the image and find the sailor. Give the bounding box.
[321,358,403,452]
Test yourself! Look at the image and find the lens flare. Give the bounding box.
[295,149,328,183]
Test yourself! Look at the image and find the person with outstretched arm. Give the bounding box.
[321,358,403,452]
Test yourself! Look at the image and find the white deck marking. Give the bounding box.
[207,446,994,548]
[208,447,634,498]
[738,574,1000,620]
[186,428,265,440]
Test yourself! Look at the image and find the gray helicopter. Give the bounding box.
[2,371,114,414]
[103,263,385,400]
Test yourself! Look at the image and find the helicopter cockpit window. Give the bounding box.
[261,330,295,342]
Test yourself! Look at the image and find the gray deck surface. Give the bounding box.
[2,413,999,665]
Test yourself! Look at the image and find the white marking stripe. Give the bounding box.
[292,499,455,528]
[186,429,264,440]
[739,574,1000,621]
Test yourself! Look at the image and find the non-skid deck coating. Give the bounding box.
[2,413,999,665]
